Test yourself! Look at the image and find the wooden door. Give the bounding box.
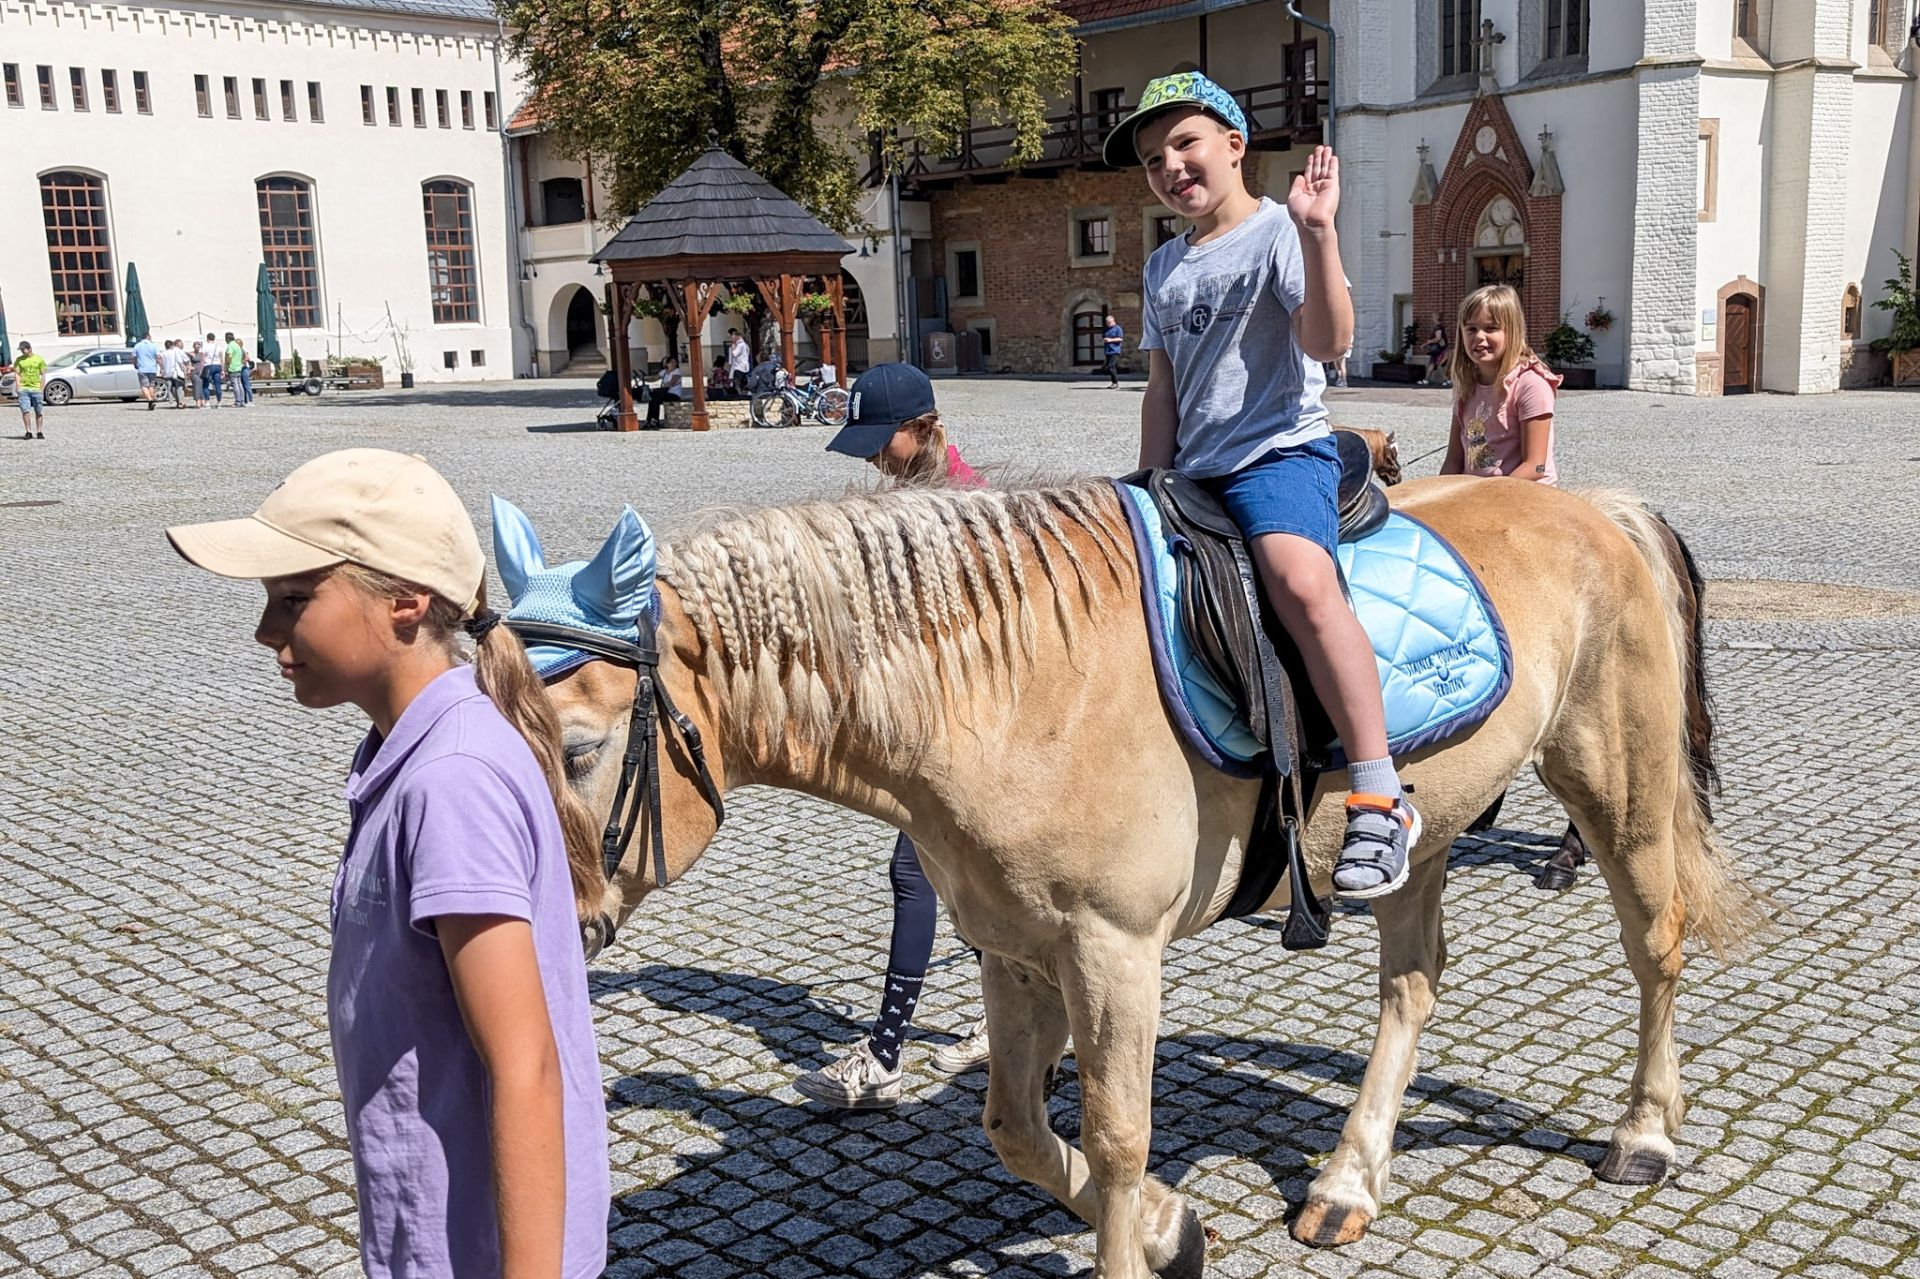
[1724,294,1754,394]
[1475,253,1525,289]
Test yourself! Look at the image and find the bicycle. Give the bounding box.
[750,369,850,429]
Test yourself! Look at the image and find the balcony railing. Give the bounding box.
[868,78,1328,188]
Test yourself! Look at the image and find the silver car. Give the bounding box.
[38,348,142,405]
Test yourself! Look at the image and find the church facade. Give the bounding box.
[893,0,1917,393]
[0,0,525,380]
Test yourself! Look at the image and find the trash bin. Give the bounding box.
[955,330,983,374]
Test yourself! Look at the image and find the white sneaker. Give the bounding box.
[794,1041,903,1109]
[929,1018,991,1074]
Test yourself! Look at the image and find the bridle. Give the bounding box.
[506,615,725,951]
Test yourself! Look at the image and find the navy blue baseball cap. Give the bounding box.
[825,363,937,458]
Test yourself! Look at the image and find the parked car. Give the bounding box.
[0,369,15,401]
[37,348,142,404]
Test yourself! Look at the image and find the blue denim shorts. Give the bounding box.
[17,388,44,415]
[1198,434,1341,561]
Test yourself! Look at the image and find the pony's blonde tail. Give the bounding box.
[1578,489,1766,958]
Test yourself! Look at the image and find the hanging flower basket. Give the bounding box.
[1583,304,1614,332]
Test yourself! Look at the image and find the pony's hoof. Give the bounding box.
[1595,1142,1671,1184]
[1290,1198,1374,1248]
[1148,1204,1206,1278]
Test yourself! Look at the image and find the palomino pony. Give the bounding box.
[528,475,1753,1278]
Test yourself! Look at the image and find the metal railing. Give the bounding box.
[867,78,1329,187]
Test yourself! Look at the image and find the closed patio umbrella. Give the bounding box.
[254,263,282,364]
[0,308,11,366]
[122,263,150,342]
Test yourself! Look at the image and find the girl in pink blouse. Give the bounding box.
[1441,284,1562,485]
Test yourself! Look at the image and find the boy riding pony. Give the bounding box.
[1107,72,1419,898]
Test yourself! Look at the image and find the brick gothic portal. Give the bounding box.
[1413,93,1562,350]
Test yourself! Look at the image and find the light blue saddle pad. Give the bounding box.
[1114,484,1511,775]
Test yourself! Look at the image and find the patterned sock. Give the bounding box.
[865,970,924,1073]
[1347,757,1403,802]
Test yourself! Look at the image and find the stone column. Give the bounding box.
[1761,0,1855,393]
[1626,0,1703,393]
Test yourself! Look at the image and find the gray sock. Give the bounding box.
[1347,757,1402,802]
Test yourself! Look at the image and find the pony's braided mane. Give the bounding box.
[659,480,1128,761]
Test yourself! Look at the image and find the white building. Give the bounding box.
[0,0,527,381]
[1335,0,1918,392]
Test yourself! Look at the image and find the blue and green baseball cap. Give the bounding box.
[1101,71,1250,169]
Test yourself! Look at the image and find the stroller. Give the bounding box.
[594,367,650,431]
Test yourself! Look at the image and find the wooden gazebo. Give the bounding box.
[592,148,854,431]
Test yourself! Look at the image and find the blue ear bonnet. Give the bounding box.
[490,496,659,679]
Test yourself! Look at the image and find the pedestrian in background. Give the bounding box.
[203,332,225,406]
[15,341,47,440]
[133,332,161,411]
[166,450,611,1279]
[1103,310,1124,388]
[160,339,189,408]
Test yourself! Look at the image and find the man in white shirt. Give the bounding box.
[158,340,189,408]
[726,329,751,396]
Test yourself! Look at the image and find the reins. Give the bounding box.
[506,616,725,946]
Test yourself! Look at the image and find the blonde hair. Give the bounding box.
[332,563,602,912]
[895,410,950,485]
[1448,284,1538,404]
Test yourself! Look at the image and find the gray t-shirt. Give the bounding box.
[1140,197,1328,478]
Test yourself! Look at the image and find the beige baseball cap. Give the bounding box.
[166,448,485,612]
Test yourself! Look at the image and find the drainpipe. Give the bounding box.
[1285,1,1335,150]
[1905,16,1920,272]
[496,16,540,375]
[890,168,910,366]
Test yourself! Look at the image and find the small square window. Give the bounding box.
[101,69,120,113]
[386,86,401,126]
[195,73,211,117]
[460,89,474,128]
[281,79,297,121]
[253,77,269,120]
[3,64,21,109]
[224,75,241,119]
[436,89,450,128]
[38,65,56,110]
[1078,217,1111,257]
[411,88,425,128]
[132,70,151,113]
[469,349,486,367]
[483,90,496,130]
[69,66,88,111]
[442,350,458,370]
[1091,87,1124,131]
[1152,214,1180,247]
[361,84,375,125]
[307,81,323,122]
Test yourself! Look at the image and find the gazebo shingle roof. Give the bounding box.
[592,148,852,264]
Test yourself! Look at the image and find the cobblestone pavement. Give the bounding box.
[3,379,1918,1278]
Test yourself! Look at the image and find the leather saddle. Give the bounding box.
[1118,433,1390,950]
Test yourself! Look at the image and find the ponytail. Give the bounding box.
[334,564,604,914]
[899,410,950,484]
[467,584,605,914]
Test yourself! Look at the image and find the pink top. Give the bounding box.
[1454,359,1561,485]
[945,443,984,489]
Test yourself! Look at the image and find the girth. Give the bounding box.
[506,617,725,945]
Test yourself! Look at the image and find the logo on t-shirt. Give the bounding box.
[1184,303,1214,334]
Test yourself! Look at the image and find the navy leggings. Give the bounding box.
[884,832,938,982]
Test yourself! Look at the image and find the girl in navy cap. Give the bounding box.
[798,364,987,1108]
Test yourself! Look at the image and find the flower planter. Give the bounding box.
[399,372,415,389]
[1552,365,1597,390]
[1370,361,1425,384]
[1892,349,1920,387]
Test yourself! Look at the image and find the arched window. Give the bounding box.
[39,170,118,336]
[422,180,479,324]
[1842,284,1862,340]
[257,176,322,328]
[1071,308,1104,366]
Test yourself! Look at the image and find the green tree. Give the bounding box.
[500,0,1077,233]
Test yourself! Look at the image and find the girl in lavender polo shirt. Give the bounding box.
[167,449,608,1279]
